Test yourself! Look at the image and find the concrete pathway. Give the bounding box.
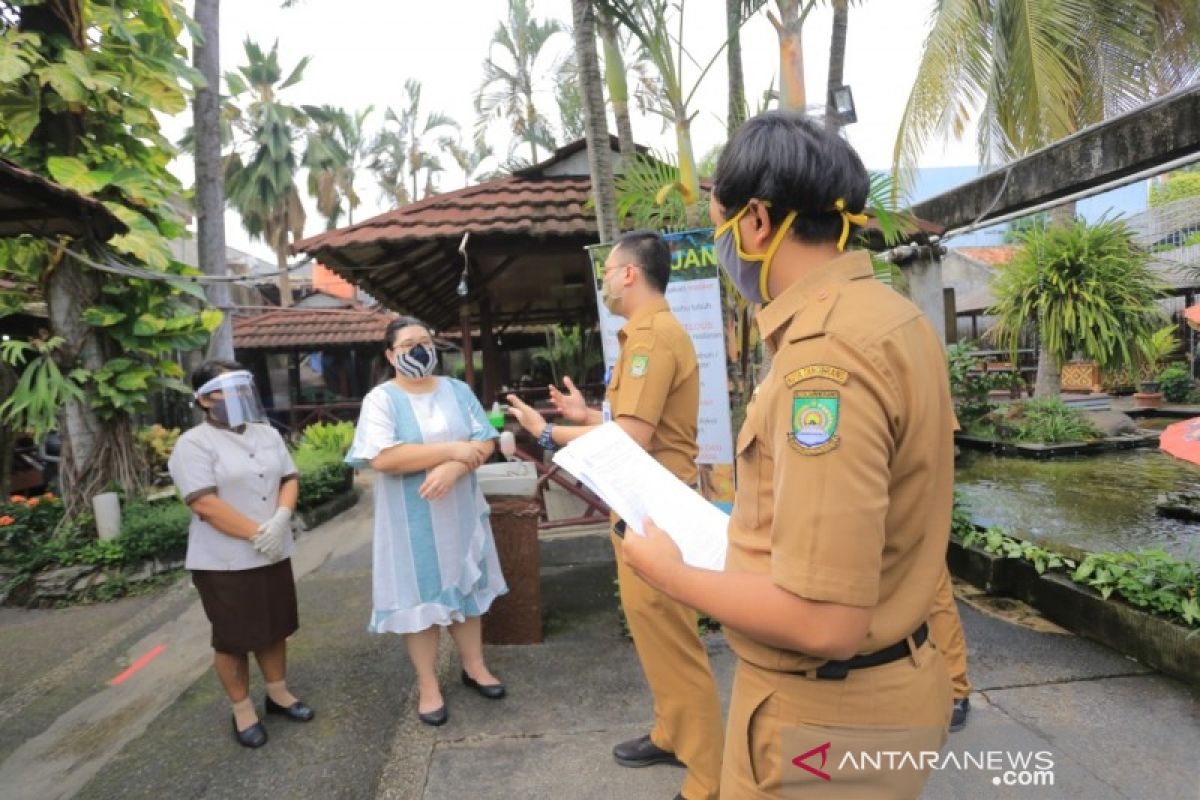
[0,476,1196,799]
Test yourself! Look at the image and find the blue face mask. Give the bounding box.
[713,204,798,305]
[394,343,437,379]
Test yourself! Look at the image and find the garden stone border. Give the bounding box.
[955,432,1160,458]
[948,539,1200,685]
[297,487,360,531]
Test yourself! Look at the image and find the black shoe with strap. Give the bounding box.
[231,716,267,748]
[612,734,684,768]
[461,670,506,699]
[265,695,315,722]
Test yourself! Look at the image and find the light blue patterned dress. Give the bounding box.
[346,378,507,635]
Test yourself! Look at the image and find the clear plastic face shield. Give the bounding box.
[194,370,266,427]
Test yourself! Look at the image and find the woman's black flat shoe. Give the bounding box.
[461,670,506,699]
[418,705,448,726]
[265,695,315,722]
[232,716,268,748]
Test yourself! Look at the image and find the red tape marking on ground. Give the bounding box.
[107,644,166,686]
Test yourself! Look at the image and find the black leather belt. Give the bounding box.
[800,622,929,680]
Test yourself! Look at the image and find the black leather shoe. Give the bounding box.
[950,697,970,732]
[265,695,315,722]
[612,734,683,768]
[461,670,506,699]
[418,705,448,726]
[232,716,267,748]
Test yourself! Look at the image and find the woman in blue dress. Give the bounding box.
[346,317,508,725]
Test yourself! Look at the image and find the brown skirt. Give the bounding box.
[192,559,299,654]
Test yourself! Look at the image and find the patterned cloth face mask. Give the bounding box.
[394,343,437,379]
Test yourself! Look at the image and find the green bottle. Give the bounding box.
[487,401,505,430]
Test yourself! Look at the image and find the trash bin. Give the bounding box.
[478,462,542,645]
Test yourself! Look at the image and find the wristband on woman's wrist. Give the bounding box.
[536,423,557,451]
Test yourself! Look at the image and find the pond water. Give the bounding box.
[955,447,1200,560]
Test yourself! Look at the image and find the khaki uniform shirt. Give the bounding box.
[168,421,299,571]
[606,297,700,484]
[724,250,956,673]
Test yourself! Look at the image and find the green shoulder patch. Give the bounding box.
[790,390,840,455]
[629,354,649,378]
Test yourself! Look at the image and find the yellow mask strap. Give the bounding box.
[833,198,869,251]
[758,210,798,303]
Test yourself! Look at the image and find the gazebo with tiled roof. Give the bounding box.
[293,137,632,403]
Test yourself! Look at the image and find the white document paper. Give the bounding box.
[552,422,729,570]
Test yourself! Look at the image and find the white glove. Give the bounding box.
[252,507,291,562]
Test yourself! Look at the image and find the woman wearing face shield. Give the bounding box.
[621,112,956,797]
[167,359,315,749]
[345,317,507,727]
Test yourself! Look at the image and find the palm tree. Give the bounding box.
[192,0,233,360]
[601,0,738,226]
[224,39,311,307]
[571,0,619,243]
[372,79,458,206]
[476,0,565,166]
[554,55,587,144]
[726,0,748,136]
[989,218,1166,386]
[597,8,636,158]
[303,105,372,229]
[894,0,1200,394]
[824,0,848,130]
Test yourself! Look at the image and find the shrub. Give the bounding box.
[1158,365,1192,403]
[297,462,353,512]
[1149,170,1200,208]
[996,399,1100,443]
[0,493,66,568]
[135,425,180,477]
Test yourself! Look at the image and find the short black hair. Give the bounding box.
[613,229,671,293]
[712,111,870,246]
[191,359,243,392]
[384,316,433,349]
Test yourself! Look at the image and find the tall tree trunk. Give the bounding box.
[726,0,747,136]
[675,115,701,228]
[770,0,807,111]
[573,0,619,243]
[193,0,233,360]
[824,0,848,130]
[275,243,293,308]
[527,99,539,164]
[1033,201,1077,397]
[598,10,635,161]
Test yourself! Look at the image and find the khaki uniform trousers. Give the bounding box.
[613,533,724,800]
[928,565,971,699]
[721,641,951,799]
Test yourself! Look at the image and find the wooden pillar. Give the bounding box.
[287,350,301,431]
[971,313,979,342]
[460,303,475,393]
[478,285,500,405]
[943,287,958,344]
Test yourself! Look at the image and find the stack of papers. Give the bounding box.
[552,423,729,571]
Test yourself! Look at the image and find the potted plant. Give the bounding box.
[1134,326,1179,409]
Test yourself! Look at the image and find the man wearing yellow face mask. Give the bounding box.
[621,111,956,798]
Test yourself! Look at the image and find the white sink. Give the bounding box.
[477,461,538,498]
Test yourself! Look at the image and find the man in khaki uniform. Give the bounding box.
[931,565,973,730]
[507,230,724,800]
[623,112,955,798]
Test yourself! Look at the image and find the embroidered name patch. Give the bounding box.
[630,354,649,377]
[784,365,849,387]
[790,390,840,454]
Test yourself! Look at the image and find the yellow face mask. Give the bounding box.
[714,203,798,304]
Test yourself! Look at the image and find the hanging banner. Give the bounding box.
[586,229,735,509]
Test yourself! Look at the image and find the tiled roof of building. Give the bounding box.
[0,158,126,240]
[232,307,397,351]
[956,245,1018,265]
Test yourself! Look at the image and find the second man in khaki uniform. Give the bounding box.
[508,230,724,800]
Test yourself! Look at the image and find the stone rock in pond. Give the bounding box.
[1083,410,1138,437]
[1156,492,1200,523]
